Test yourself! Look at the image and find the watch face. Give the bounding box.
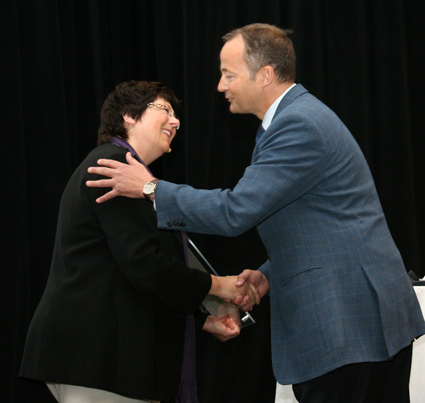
[144,182,155,194]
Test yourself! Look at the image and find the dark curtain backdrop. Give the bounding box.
[2,1,424,402]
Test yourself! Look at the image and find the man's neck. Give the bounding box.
[258,81,295,120]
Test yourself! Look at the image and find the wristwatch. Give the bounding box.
[143,179,160,200]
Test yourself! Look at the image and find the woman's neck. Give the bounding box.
[125,135,156,166]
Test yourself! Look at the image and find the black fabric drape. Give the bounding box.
[2,1,424,402]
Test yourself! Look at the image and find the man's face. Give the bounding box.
[217,36,263,117]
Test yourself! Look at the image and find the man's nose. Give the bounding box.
[217,77,226,92]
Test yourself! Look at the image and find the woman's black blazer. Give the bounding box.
[20,144,212,402]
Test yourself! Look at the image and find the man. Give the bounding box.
[87,24,425,402]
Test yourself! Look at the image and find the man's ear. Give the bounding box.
[123,114,136,125]
[260,66,274,87]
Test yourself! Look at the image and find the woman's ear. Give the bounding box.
[123,114,136,125]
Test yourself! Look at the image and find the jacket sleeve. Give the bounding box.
[155,113,326,236]
[258,260,271,281]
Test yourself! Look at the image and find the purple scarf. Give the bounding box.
[110,137,199,403]
[110,136,148,169]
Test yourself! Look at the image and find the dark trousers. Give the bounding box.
[292,343,413,403]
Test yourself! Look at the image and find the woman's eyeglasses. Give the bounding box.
[147,103,180,130]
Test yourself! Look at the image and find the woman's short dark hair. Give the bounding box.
[97,80,180,145]
[222,23,296,83]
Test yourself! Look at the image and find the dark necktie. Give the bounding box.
[255,124,265,143]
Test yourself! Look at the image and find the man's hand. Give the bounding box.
[227,270,270,308]
[209,275,261,311]
[202,315,240,342]
[86,152,154,203]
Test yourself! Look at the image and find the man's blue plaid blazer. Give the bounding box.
[156,84,425,384]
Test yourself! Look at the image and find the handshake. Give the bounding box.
[210,269,270,311]
[204,269,270,342]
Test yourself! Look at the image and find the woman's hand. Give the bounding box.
[202,315,240,342]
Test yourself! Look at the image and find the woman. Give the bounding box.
[20,81,257,403]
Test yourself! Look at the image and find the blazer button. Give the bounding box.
[167,221,172,227]
[181,223,186,227]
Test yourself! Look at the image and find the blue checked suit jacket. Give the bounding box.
[155,84,425,384]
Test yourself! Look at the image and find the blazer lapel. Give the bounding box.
[252,84,309,162]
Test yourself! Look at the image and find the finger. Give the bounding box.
[240,301,253,312]
[87,167,116,178]
[221,327,240,341]
[249,282,261,305]
[238,295,253,311]
[242,294,252,306]
[227,327,240,337]
[231,295,244,306]
[95,190,118,203]
[235,269,252,286]
[86,178,115,188]
[96,158,123,168]
[223,318,236,330]
[125,152,140,165]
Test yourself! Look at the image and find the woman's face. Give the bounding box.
[128,97,180,163]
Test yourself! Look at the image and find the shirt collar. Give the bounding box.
[262,83,297,130]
